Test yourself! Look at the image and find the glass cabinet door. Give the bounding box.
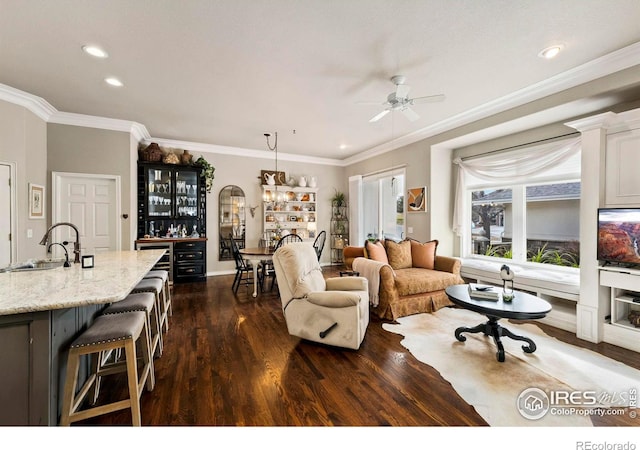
[147,167,173,217]
[175,170,198,217]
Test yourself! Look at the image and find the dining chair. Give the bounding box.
[262,233,304,292]
[231,234,257,294]
[312,230,326,262]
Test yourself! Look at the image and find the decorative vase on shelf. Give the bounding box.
[308,176,317,188]
[181,149,193,165]
[298,176,307,187]
[163,152,179,165]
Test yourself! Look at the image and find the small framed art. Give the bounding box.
[407,186,426,213]
[29,183,45,219]
[82,255,95,269]
[261,170,287,186]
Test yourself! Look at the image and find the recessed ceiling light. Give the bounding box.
[339,144,349,150]
[104,77,123,87]
[82,45,108,59]
[538,44,564,59]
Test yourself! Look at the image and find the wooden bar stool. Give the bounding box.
[132,278,168,334]
[103,291,163,358]
[60,311,153,426]
[144,269,172,318]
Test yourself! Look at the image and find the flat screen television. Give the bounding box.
[597,208,640,266]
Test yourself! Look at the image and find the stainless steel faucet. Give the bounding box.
[39,222,81,263]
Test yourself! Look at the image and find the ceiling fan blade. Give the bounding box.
[355,100,386,105]
[395,84,411,99]
[401,107,420,122]
[410,94,446,105]
[369,109,390,123]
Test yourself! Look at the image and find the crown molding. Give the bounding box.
[345,41,640,165]
[566,107,640,134]
[143,137,343,167]
[48,111,150,140]
[0,83,151,140]
[565,112,618,132]
[0,83,57,121]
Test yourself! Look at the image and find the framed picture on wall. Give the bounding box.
[407,186,426,213]
[29,183,45,219]
[260,170,286,186]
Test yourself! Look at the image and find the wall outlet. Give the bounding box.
[27,229,33,238]
[407,227,413,234]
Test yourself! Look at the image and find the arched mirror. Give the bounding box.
[219,185,246,260]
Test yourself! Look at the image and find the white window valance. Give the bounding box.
[452,137,581,236]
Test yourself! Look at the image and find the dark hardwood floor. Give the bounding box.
[80,265,639,427]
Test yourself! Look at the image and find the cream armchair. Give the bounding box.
[272,242,369,350]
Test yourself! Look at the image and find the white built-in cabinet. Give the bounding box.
[600,267,640,352]
[566,106,640,352]
[262,185,318,243]
[600,111,640,351]
[605,127,640,205]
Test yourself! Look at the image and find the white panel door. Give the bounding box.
[53,172,120,258]
[0,164,11,267]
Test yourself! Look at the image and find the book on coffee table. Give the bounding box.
[468,283,500,301]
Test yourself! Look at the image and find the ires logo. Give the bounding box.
[517,388,634,420]
[517,388,550,420]
[549,390,599,405]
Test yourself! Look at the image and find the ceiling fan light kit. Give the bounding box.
[365,75,445,123]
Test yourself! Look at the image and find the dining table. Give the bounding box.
[239,247,274,297]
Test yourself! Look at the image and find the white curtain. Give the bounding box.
[452,137,581,236]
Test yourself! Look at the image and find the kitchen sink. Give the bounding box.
[0,260,67,273]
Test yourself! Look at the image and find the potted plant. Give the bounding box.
[194,156,215,193]
[332,189,345,207]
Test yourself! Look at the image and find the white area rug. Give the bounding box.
[383,307,640,426]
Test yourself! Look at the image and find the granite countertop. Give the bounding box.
[0,250,165,316]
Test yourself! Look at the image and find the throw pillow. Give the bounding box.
[410,239,438,269]
[385,239,412,269]
[365,240,388,264]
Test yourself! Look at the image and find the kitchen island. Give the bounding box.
[0,250,165,425]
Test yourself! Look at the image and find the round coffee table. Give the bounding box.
[445,284,552,362]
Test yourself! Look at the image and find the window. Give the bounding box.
[455,137,581,268]
[470,182,580,266]
[471,188,512,258]
[525,181,580,267]
[362,169,405,242]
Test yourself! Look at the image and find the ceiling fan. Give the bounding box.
[363,75,445,123]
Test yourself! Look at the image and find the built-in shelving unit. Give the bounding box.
[262,185,318,242]
[136,161,207,282]
[330,201,348,264]
[600,266,640,352]
[137,161,206,238]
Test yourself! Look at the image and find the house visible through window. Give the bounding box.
[456,136,581,268]
[471,188,512,258]
[471,182,580,266]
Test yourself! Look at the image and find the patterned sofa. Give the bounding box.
[343,239,464,320]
